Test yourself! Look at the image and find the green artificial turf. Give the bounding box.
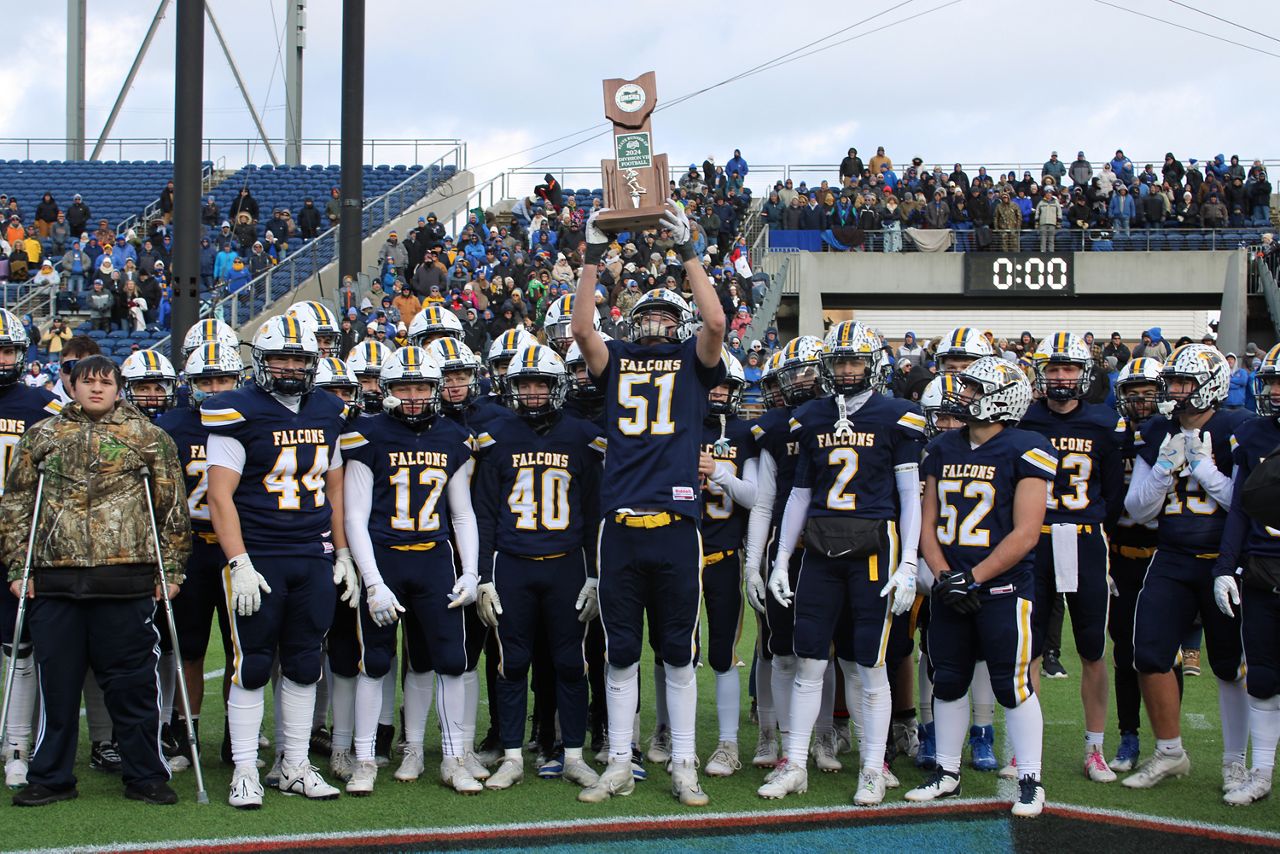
[5,609,1274,851]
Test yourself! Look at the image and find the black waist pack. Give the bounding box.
[1244,555,1280,593]
[803,516,883,559]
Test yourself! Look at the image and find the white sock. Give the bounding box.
[1157,736,1184,757]
[771,654,797,737]
[565,746,583,761]
[380,653,397,726]
[858,663,891,771]
[402,670,434,748]
[1218,677,1250,766]
[652,662,669,729]
[2,651,35,750]
[971,660,995,727]
[755,656,776,734]
[353,674,384,761]
[816,659,836,738]
[435,674,466,758]
[1249,695,1280,773]
[934,695,969,775]
[1085,730,1105,751]
[607,663,639,763]
[839,658,865,743]
[227,683,265,769]
[158,651,176,722]
[462,669,479,753]
[918,654,934,726]
[279,677,317,767]
[312,659,330,730]
[665,663,697,762]
[1005,694,1043,779]
[715,669,740,743]
[329,674,356,752]
[785,657,827,765]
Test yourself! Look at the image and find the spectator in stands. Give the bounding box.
[950,163,970,196]
[157,180,175,224]
[726,149,749,179]
[4,214,24,246]
[87,280,112,332]
[32,258,59,293]
[1069,151,1092,187]
[680,165,704,196]
[839,148,863,187]
[896,331,923,367]
[33,192,58,239]
[297,197,322,240]
[726,334,747,365]
[381,231,408,280]
[1225,353,1249,410]
[800,194,822,230]
[201,194,220,227]
[7,240,28,283]
[1133,327,1170,362]
[994,191,1021,251]
[324,186,341,227]
[1067,190,1091,232]
[1042,151,1066,186]
[1226,155,1246,182]
[1162,153,1185,189]
[199,237,216,292]
[761,191,784,229]
[1174,191,1198,228]
[925,190,950,229]
[392,281,422,328]
[1109,186,1134,236]
[226,256,250,293]
[229,186,259,222]
[40,317,71,358]
[878,192,903,252]
[730,306,751,338]
[1201,193,1228,229]
[247,241,271,278]
[60,239,89,294]
[1226,176,1249,226]
[1247,167,1272,225]
[66,194,90,237]
[1102,332,1130,369]
[743,349,764,407]
[1035,189,1062,250]
[234,212,256,255]
[1110,149,1134,185]
[869,146,891,176]
[263,209,288,245]
[1097,162,1119,199]
[137,239,159,276]
[47,210,70,255]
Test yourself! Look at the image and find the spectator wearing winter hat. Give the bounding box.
[392,281,422,328]
[897,331,924,368]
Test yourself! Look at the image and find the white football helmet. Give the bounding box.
[543,294,596,356]
[1159,343,1229,414]
[709,349,746,417]
[314,357,359,402]
[919,374,962,438]
[184,341,243,408]
[759,349,785,409]
[564,332,612,402]
[121,349,177,417]
[941,356,1033,424]
[1254,344,1280,418]
[286,300,341,356]
[1114,357,1164,424]
[487,327,536,390]
[504,343,569,419]
[251,314,320,395]
[823,320,889,394]
[181,318,239,362]
[628,287,694,344]
[775,336,827,406]
[1034,332,1094,401]
[0,308,29,386]
[346,339,393,413]
[379,345,443,424]
[407,304,465,347]
[935,326,993,373]
[427,336,481,413]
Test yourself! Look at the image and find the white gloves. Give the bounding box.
[448,573,478,609]
[1214,574,1241,617]
[476,581,502,627]
[333,548,360,608]
[1155,433,1186,473]
[585,208,611,247]
[768,557,794,607]
[366,583,404,627]
[880,560,918,615]
[746,570,768,614]
[227,554,271,617]
[658,201,692,245]
[1185,430,1213,471]
[575,578,599,623]
[1107,574,1120,597]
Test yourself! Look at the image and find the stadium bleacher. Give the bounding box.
[0,160,198,230]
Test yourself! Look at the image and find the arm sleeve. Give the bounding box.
[744,449,777,576]
[448,459,479,578]
[1124,455,1172,524]
[206,434,246,474]
[1190,448,1233,508]
[774,486,811,564]
[342,459,382,589]
[328,443,343,470]
[711,457,758,508]
[894,464,921,566]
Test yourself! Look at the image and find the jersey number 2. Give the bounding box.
[390,467,447,531]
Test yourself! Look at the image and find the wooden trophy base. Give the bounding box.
[594,205,669,234]
[598,152,669,235]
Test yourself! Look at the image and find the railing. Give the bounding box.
[744,253,796,340]
[115,163,214,236]
[0,138,467,170]
[764,225,1270,254]
[1250,245,1280,339]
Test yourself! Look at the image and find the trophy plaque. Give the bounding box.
[596,71,671,233]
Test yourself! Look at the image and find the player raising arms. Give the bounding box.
[763,320,924,806]
[204,315,359,809]
[571,201,726,806]
[340,346,481,796]
[905,357,1055,817]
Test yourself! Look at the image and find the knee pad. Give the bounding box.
[607,662,639,685]
[280,650,324,687]
[856,663,890,694]
[665,663,695,690]
[796,656,828,683]
[929,663,970,703]
[992,684,1021,709]
[236,651,274,691]
[498,662,530,684]
[773,654,797,674]
[1249,693,1280,711]
[1246,667,1278,701]
[1132,644,1173,676]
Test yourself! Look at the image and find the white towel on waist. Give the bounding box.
[1051,522,1079,593]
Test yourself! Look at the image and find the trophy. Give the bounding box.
[595,71,671,233]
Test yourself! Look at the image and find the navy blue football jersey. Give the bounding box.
[341,413,473,547]
[1019,399,1125,527]
[1111,426,1158,549]
[921,426,1058,590]
[0,383,61,496]
[473,412,606,569]
[157,405,214,533]
[1135,408,1251,555]
[1215,413,1280,573]
[564,396,606,428]
[202,382,347,551]
[593,337,726,515]
[750,405,802,523]
[701,416,759,552]
[791,393,927,520]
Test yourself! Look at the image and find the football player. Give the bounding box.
[905,357,1055,818]
[180,318,240,364]
[286,300,343,357]
[1123,344,1249,791]
[204,315,359,808]
[0,309,62,788]
[407,303,465,349]
[340,346,480,796]
[934,327,994,374]
[154,343,243,775]
[763,321,925,805]
[472,343,604,791]
[346,340,393,415]
[564,334,612,426]
[1021,332,1125,783]
[121,349,178,421]
[1107,357,1164,774]
[744,339,826,774]
[543,294,598,357]
[486,328,536,402]
[571,202,726,806]
[1211,343,1280,805]
[313,358,359,405]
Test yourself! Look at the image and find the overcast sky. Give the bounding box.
[11,0,1278,193]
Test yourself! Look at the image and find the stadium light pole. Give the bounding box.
[338,0,365,287]
[170,0,203,351]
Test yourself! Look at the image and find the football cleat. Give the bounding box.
[1122,750,1191,789]
[1041,652,1069,679]
[852,766,886,806]
[970,725,998,771]
[1111,732,1140,773]
[475,733,503,768]
[394,745,425,782]
[279,761,340,799]
[905,768,962,802]
[646,726,672,765]
[1084,746,1117,783]
[833,719,854,755]
[753,730,779,768]
[1182,648,1201,677]
[439,756,483,795]
[706,742,741,777]
[536,750,564,779]
[5,748,28,789]
[1012,775,1045,817]
[485,756,524,790]
[264,752,284,787]
[345,760,377,796]
[466,750,492,781]
[757,757,808,799]
[90,741,122,774]
[882,762,900,789]
[671,758,709,807]
[999,755,1018,780]
[160,723,190,772]
[814,731,842,773]
[329,749,355,782]
[1223,768,1272,806]
[228,766,263,810]
[562,756,599,788]
[1224,760,1250,794]
[309,726,332,756]
[916,721,937,769]
[893,719,920,760]
[631,746,648,781]
[375,724,396,768]
[577,760,635,803]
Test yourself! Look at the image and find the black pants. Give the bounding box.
[27,596,169,790]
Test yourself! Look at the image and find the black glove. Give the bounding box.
[935,569,982,615]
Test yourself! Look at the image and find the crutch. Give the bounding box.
[139,466,208,804]
[0,462,44,755]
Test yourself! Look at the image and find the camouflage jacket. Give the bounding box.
[0,400,191,584]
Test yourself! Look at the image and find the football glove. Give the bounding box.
[366,583,404,627]
[448,572,478,609]
[768,557,794,607]
[575,578,600,623]
[584,209,611,264]
[746,570,768,614]
[1154,433,1186,474]
[228,554,271,617]
[1107,573,1120,597]
[1185,430,1213,471]
[476,582,502,627]
[1214,574,1241,617]
[879,559,918,615]
[658,201,697,262]
[936,569,982,615]
[333,548,360,608]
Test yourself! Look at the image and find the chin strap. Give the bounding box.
[713,414,730,454]
[833,394,855,440]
